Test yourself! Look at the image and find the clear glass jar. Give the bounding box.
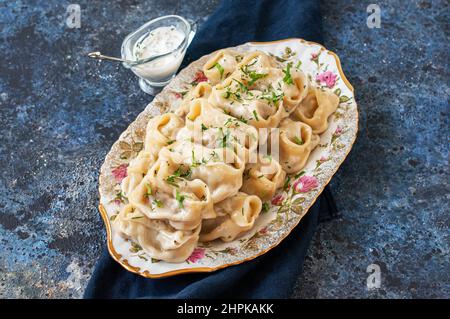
[121,15,196,95]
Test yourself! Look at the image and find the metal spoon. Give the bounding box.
[87,51,136,64]
[87,50,175,67]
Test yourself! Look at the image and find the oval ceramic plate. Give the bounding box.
[98,38,358,278]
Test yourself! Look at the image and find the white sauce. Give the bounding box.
[132,26,186,82]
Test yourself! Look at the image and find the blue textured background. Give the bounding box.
[0,0,448,298]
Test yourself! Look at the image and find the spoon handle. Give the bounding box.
[87,51,135,64]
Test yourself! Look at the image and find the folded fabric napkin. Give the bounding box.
[84,0,338,299]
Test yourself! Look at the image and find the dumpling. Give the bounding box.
[229,52,277,93]
[144,113,184,156]
[199,192,262,242]
[128,147,216,230]
[238,60,308,114]
[277,118,320,173]
[237,51,276,74]
[115,204,200,263]
[158,141,245,203]
[203,49,240,84]
[128,176,213,231]
[291,87,339,134]
[240,155,286,201]
[280,67,309,113]
[176,82,212,117]
[208,77,285,129]
[246,98,285,129]
[121,151,156,197]
[183,98,259,163]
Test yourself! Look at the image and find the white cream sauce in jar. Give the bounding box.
[132,26,186,82]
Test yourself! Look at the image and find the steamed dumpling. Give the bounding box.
[240,155,286,201]
[208,76,285,130]
[183,98,259,163]
[121,151,156,197]
[200,192,262,242]
[176,82,212,117]
[277,118,320,173]
[291,87,339,134]
[144,113,184,156]
[280,67,309,112]
[115,204,200,263]
[203,49,240,84]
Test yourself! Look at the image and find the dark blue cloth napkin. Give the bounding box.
[84,0,338,299]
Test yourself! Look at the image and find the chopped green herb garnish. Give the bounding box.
[232,78,248,93]
[152,199,163,208]
[165,165,191,187]
[167,139,175,145]
[201,123,208,131]
[248,71,268,86]
[219,128,232,148]
[176,190,186,208]
[252,110,259,121]
[177,165,192,178]
[165,175,179,187]
[222,78,251,102]
[237,116,248,124]
[213,63,224,78]
[282,62,294,85]
[222,87,243,101]
[191,150,201,167]
[293,136,304,145]
[240,62,268,86]
[145,183,153,197]
[224,118,233,127]
[258,84,284,105]
[208,61,224,77]
[247,59,258,67]
[208,62,225,78]
[261,202,270,213]
[224,118,241,128]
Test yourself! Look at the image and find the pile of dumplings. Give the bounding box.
[114,50,339,262]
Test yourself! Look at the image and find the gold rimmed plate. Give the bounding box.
[98,38,358,278]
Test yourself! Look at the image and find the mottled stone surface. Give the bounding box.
[293,0,449,298]
[0,0,448,298]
